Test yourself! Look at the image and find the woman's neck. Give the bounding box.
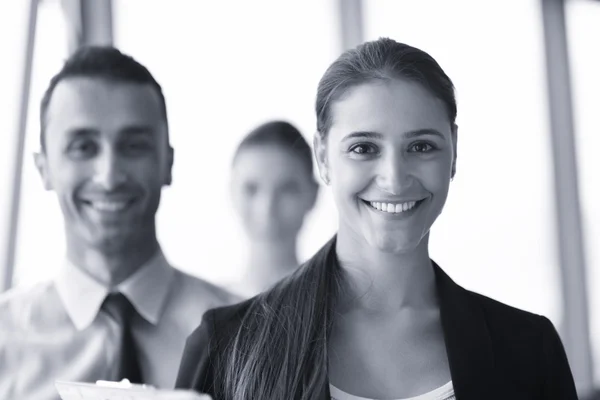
[335,230,438,314]
[242,239,299,293]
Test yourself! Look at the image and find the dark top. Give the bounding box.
[175,237,578,400]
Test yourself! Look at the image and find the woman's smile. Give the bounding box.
[360,198,428,220]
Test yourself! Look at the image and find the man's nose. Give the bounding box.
[91,150,127,190]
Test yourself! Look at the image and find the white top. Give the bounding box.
[0,249,240,400]
[330,380,455,400]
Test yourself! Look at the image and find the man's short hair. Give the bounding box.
[39,46,168,151]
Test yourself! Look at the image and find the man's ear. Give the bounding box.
[34,151,53,191]
[451,123,458,179]
[313,132,330,185]
[165,146,174,186]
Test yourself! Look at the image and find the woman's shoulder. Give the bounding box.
[176,296,260,392]
[435,263,552,334]
[208,296,257,328]
[460,287,565,359]
[465,288,550,330]
[465,289,576,395]
[187,296,258,347]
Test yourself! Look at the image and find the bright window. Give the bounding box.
[566,0,600,386]
[0,1,29,290]
[11,0,69,287]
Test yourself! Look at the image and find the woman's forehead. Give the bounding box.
[329,80,450,137]
[233,145,310,179]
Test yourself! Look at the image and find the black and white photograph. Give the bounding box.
[0,0,599,399]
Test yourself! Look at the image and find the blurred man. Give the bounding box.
[0,46,238,400]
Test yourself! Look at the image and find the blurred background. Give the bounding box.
[0,0,598,397]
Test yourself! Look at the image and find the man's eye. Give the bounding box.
[126,140,152,150]
[68,140,97,157]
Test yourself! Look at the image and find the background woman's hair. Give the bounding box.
[232,120,315,180]
[221,37,457,400]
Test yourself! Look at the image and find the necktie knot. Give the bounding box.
[102,292,137,323]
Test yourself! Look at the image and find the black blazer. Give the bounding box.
[176,238,578,400]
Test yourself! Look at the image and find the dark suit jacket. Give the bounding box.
[175,238,578,400]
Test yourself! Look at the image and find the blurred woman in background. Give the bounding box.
[228,121,318,297]
[177,38,577,400]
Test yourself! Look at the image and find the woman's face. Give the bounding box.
[316,79,456,254]
[231,144,317,243]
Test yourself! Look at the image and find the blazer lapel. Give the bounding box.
[433,262,502,399]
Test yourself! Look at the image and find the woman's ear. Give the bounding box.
[313,132,330,185]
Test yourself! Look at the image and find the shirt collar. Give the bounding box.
[55,249,175,331]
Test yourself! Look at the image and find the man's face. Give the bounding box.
[36,77,173,253]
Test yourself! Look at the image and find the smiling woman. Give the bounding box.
[318,78,456,256]
[175,38,578,400]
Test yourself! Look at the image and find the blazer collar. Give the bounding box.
[433,261,503,399]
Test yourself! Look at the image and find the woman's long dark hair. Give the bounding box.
[223,238,343,399]
[221,38,457,399]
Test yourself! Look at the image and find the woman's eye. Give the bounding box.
[409,142,435,153]
[349,144,377,155]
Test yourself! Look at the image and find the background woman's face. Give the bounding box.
[231,144,317,243]
[318,79,457,254]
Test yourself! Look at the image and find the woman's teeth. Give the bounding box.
[368,200,418,214]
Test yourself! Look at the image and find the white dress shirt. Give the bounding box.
[0,249,240,400]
